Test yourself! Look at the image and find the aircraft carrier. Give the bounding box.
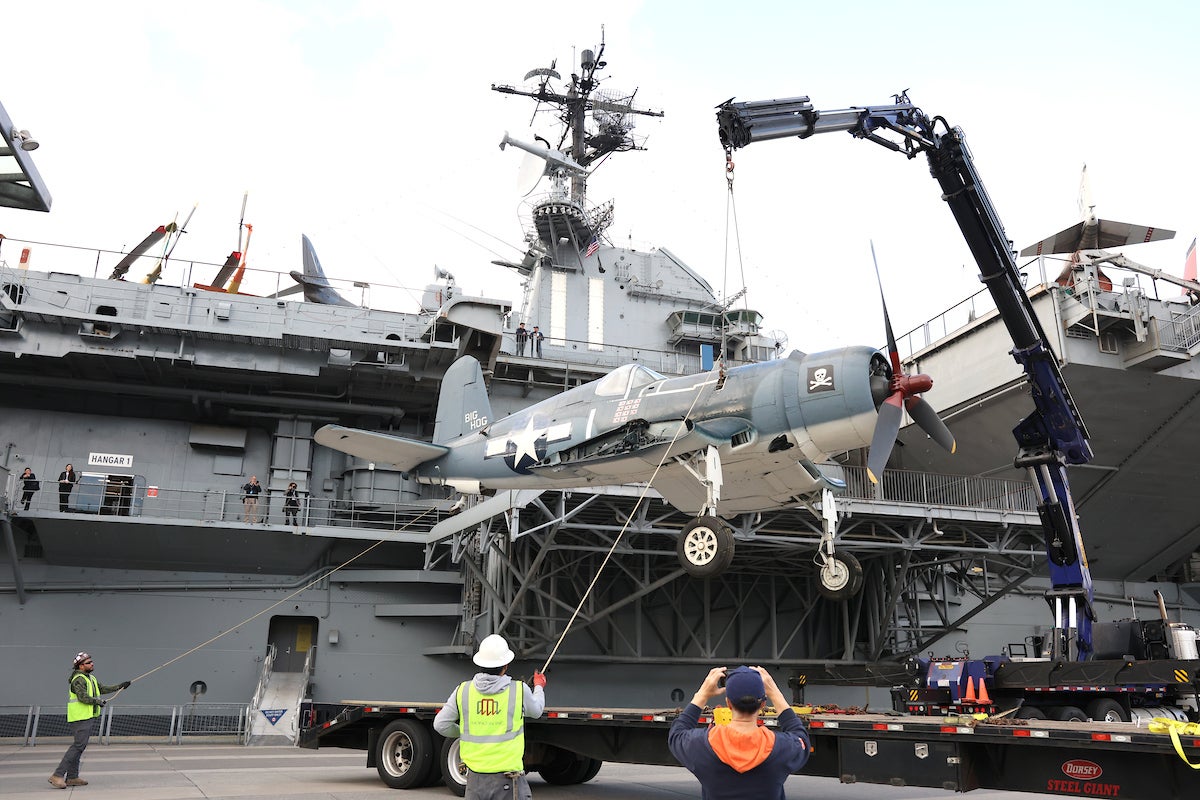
[1,46,1197,743]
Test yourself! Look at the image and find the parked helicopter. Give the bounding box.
[315,268,954,584]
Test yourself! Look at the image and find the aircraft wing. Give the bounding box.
[651,451,845,516]
[314,425,448,471]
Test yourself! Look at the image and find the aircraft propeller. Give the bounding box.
[866,242,956,483]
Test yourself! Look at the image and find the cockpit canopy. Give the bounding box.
[593,364,666,398]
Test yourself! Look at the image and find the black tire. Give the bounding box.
[817,551,864,599]
[1050,705,1089,722]
[578,757,603,784]
[677,516,735,577]
[440,736,468,797]
[538,749,596,785]
[1085,698,1127,723]
[1014,705,1047,720]
[374,719,433,789]
[423,732,447,786]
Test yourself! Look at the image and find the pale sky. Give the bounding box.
[2,0,1196,353]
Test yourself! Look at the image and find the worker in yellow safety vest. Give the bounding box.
[434,634,546,799]
[48,652,131,789]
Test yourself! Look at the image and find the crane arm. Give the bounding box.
[718,93,1097,658]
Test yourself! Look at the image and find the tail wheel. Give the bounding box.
[440,736,468,797]
[677,516,735,577]
[817,552,864,599]
[374,719,433,789]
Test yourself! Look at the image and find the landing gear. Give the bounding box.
[677,516,735,577]
[675,446,735,578]
[817,551,864,599]
[814,488,864,599]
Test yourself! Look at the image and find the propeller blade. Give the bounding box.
[867,393,904,483]
[905,396,956,453]
[870,241,902,375]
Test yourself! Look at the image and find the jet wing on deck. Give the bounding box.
[315,425,448,471]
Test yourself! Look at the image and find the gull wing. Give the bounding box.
[651,451,845,516]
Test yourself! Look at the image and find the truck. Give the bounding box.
[299,93,1200,797]
[298,693,1200,797]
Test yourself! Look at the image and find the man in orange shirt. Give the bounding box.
[668,666,810,799]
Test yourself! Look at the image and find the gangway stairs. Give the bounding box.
[247,644,315,745]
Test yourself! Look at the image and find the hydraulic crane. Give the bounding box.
[716,93,1097,659]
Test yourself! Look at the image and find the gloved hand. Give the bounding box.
[97,699,107,707]
[119,681,132,690]
[532,671,547,689]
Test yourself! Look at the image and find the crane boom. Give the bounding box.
[717,93,1097,658]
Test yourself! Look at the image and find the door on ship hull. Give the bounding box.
[267,615,318,672]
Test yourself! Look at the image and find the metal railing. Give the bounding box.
[0,703,251,745]
[7,483,453,534]
[249,644,277,714]
[2,463,1037,534]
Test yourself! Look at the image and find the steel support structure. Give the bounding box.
[428,478,1044,666]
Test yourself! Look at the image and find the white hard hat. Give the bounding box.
[473,634,515,668]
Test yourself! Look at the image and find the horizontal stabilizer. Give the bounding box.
[1021,219,1175,256]
[314,425,447,471]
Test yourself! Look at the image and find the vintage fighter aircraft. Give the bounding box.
[315,280,955,584]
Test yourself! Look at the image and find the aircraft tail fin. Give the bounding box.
[433,356,492,445]
[291,235,358,306]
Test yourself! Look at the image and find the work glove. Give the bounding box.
[532,671,547,689]
[119,681,132,690]
[97,699,107,707]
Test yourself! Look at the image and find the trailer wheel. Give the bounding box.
[578,757,603,783]
[817,552,863,599]
[1050,705,1089,722]
[538,749,601,785]
[677,517,735,578]
[1014,705,1047,720]
[440,736,468,797]
[1085,698,1127,723]
[375,719,433,789]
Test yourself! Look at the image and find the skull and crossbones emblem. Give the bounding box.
[808,365,835,393]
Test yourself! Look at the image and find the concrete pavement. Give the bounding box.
[0,742,1053,799]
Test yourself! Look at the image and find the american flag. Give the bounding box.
[584,235,600,257]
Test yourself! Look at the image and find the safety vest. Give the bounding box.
[457,680,525,773]
[67,673,101,722]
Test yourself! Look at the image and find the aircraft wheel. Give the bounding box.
[677,516,734,578]
[817,551,864,599]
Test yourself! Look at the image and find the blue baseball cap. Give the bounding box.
[724,666,765,702]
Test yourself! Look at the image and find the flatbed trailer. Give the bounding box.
[300,699,1200,798]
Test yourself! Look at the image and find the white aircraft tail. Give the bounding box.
[433,357,492,445]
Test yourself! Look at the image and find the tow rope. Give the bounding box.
[1148,718,1200,769]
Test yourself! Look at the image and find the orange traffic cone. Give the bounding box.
[977,678,992,705]
[964,676,977,704]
